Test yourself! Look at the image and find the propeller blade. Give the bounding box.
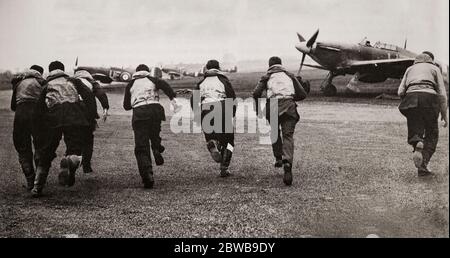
[297,32,306,42]
[307,29,319,48]
[75,56,78,67]
[297,53,306,75]
[300,53,306,71]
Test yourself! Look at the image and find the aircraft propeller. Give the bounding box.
[307,29,319,48]
[297,32,305,42]
[299,54,306,75]
[74,56,79,74]
[296,29,319,75]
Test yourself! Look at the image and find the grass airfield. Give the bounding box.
[0,70,448,237]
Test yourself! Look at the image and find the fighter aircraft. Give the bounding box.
[74,58,164,83]
[74,65,135,83]
[222,65,238,73]
[295,29,418,96]
[183,65,238,78]
[160,66,192,80]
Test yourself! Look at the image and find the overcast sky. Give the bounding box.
[0,0,448,71]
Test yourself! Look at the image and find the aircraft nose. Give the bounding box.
[295,42,310,54]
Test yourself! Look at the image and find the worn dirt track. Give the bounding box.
[0,79,448,237]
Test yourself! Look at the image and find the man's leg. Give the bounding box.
[280,116,298,186]
[59,126,86,187]
[149,120,164,166]
[218,132,234,177]
[202,109,221,163]
[404,108,426,169]
[217,117,233,177]
[270,119,283,168]
[205,134,222,163]
[404,108,426,146]
[267,98,283,167]
[82,125,95,173]
[32,127,62,197]
[420,108,439,174]
[31,113,44,172]
[218,106,235,177]
[133,120,154,188]
[13,112,35,190]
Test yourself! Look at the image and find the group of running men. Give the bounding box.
[10,53,447,198]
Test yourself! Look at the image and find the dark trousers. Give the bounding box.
[133,119,162,180]
[39,126,88,168]
[13,103,42,178]
[203,128,235,169]
[399,92,440,167]
[82,124,95,167]
[200,102,235,169]
[203,130,235,153]
[201,101,234,149]
[270,114,298,164]
[402,107,439,166]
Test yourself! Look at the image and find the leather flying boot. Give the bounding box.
[283,160,293,186]
[220,144,233,177]
[207,140,222,163]
[31,166,49,197]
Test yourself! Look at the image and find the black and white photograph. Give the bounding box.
[0,0,448,243]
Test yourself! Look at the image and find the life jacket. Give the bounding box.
[15,69,44,105]
[45,69,80,109]
[266,65,295,99]
[403,54,441,95]
[130,71,160,108]
[198,69,227,104]
[74,70,94,91]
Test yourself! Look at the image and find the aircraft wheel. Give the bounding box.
[302,79,311,94]
[296,76,311,94]
[120,72,131,82]
[322,84,337,96]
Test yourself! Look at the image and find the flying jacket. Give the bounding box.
[398,53,447,118]
[190,69,237,117]
[74,70,110,122]
[10,69,46,111]
[253,65,307,120]
[36,70,97,128]
[123,71,176,124]
[74,70,109,126]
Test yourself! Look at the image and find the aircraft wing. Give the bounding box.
[342,57,416,79]
[349,58,415,68]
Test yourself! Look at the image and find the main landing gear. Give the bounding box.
[320,72,337,96]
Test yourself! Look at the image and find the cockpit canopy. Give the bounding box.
[373,41,398,51]
[359,37,398,51]
[359,37,372,47]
